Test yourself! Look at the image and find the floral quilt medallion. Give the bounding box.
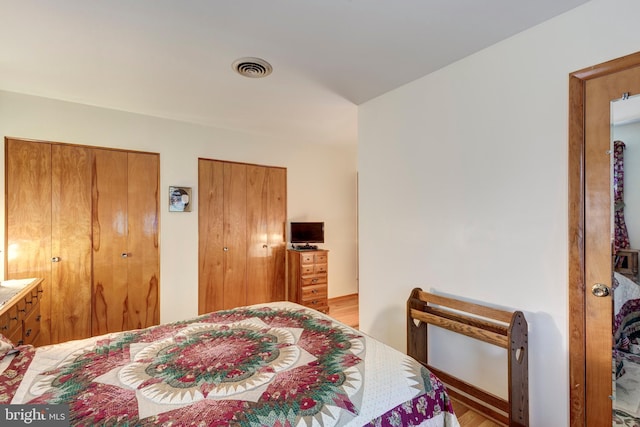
[25,307,368,426]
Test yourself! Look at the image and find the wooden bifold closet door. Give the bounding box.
[5,138,159,345]
[198,159,286,313]
[6,139,93,345]
[92,149,160,335]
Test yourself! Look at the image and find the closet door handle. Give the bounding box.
[223,247,229,252]
[51,256,61,263]
[591,283,610,297]
[121,252,129,258]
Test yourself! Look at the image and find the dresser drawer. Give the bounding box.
[301,275,327,286]
[301,264,315,275]
[301,298,328,312]
[15,298,27,321]
[314,263,327,274]
[301,284,327,301]
[315,254,328,264]
[9,324,22,345]
[304,302,328,312]
[31,285,41,302]
[2,305,21,334]
[301,265,327,276]
[0,311,11,336]
[301,283,328,313]
[22,304,41,345]
[301,253,315,264]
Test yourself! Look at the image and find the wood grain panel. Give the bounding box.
[568,73,587,427]
[246,165,269,305]
[267,167,286,301]
[51,144,92,343]
[126,152,159,330]
[569,51,640,427]
[223,162,247,309]
[199,159,286,311]
[245,165,286,305]
[584,65,640,426]
[5,138,53,345]
[92,149,128,335]
[198,159,225,313]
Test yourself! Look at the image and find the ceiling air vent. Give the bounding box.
[232,57,273,78]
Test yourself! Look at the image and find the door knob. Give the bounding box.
[591,283,610,297]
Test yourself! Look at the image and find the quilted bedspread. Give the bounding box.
[1,302,459,426]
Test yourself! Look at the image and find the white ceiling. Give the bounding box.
[0,0,590,146]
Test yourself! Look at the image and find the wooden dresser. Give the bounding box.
[287,249,329,313]
[0,278,43,346]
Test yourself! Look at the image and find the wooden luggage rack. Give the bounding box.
[407,288,528,427]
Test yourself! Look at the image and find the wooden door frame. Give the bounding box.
[569,51,640,426]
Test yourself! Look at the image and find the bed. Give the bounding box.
[0,301,459,427]
[613,272,640,421]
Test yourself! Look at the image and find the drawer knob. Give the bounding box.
[25,328,32,337]
[312,289,318,294]
[51,256,61,262]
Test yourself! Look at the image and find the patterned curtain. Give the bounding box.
[614,140,631,252]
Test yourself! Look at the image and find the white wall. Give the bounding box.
[0,89,358,323]
[358,0,640,425]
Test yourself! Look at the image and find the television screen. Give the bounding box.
[290,222,324,243]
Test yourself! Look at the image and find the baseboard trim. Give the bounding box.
[328,293,358,303]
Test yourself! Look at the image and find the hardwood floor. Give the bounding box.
[327,293,498,427]
[450,400,502,427]
[327,293,359,328]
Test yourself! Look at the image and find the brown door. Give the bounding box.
[6,139,53,344]
[92,149,128,335]
[223,162,248,309]
[92,149,159,334]
[51,144,92,343]
[266,166,286,302]
[198,159,247,311]
[246,165,286,305]
[198,159,286,313]
[6,139,93,345]
[198,159,225,312]
[569,53,640,426]
[126,152,159,329]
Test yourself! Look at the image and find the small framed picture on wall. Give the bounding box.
[169,186,192,212]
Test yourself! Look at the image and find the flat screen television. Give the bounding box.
[290,222,324,247]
